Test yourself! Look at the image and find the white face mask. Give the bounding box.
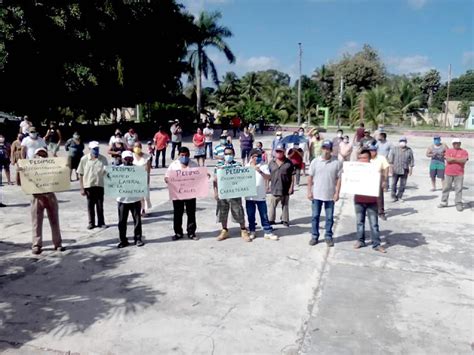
[343,138,349,143]
[399,141,406,148]
[337,133,343,138]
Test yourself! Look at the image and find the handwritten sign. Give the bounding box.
[340,161,380,197]
[104,166,147,198]
[167,167,209,200]
[216,166,257,199]
[18,157,70,194]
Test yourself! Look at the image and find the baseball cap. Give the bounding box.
[121,150,133,159]
[29,126,37,133]
[276,131,282,136]
[88,141,100,149]
[452,138,461,144]
[364,129,370,133]
[249,148,262,157]
[34,147,48,155]
[399,136,407,142]
[275,143,285,151]
[321,140,333,149]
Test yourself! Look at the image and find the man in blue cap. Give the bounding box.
[307,140,342,247]
[426,135,447,191]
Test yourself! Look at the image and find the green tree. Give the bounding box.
[362,86,396,130]
[187,11,235,118]
[393,80,422,123]
[421,69,441,108]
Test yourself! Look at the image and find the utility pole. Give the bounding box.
[338,76,344,128]
[444,64,451,129]
[297,42,302,126]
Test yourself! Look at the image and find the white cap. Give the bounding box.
[452,138,461,144]
[122,150,133,159]
[34,147,48,155]
[88,141,99,149]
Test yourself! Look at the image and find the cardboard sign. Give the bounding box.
[216,166,257,199]
[104,166,147,198]
[340,161,380,197]
[18,157,70,194]
[167,167,209,200]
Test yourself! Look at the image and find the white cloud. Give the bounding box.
[237,56,279,72]
[462,51,474,69]
[386,55,434,74]
[339,41,361,56]
[407,0,427,9]
[179,0,231,17]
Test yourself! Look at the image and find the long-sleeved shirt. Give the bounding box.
[388,146,414,175]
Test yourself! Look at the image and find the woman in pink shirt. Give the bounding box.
[193,127,206,167]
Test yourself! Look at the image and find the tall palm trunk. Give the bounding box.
[195,47,203,118]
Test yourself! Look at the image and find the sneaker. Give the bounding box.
[456,204,464,212]
[438,203,448,208]
[326,240,335,247]
[97,224,108,229]
[353,241,366,249]
[217,229,229,241]
[249,231,256,240]
[268,221,276,225]
[188,234,200,241]
[87,224,95,230]
[241,229,252,242]
[32,247,42,255]
[54,246,66,252]
[373,245,387,253]
[117,241,130,248]
[282,222,290,227]
[264,233,279,241]
[309,238,318,246]
[172,234,183,241]
[379,214,387,221]
[135,239,145,247]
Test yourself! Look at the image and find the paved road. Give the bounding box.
[0,132,472,354]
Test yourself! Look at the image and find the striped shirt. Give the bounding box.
[213,144,227,158]
[388,146,414,175]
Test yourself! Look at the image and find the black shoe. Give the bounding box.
[32,247,42,255]
[135,239,145,247]
[87,224,96,230]
[326,240,335,247]
[98,224,108,229]
[188,234,200,241]
[282,222,290,227]
[117,241,130,248]
[269,221,276,225]
[0,203,6,208]
[172,234,183,241]
[55,246,66,251]
[309,238,318,246]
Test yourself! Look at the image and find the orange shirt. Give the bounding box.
[154,132,170,150]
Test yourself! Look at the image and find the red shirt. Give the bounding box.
[445,148,469,176]
[193,133,205,147]
[154,132,170,150]
[232,117,241,128]
[355,127,365,142]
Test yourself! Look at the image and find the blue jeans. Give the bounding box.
[354,202,381,248]
[246,200,273,233]
[311,199,335,241]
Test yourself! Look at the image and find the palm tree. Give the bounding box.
[187,11,235,117]
[362,86,396,130]
[240,72,263,100]
[394,80,422,123]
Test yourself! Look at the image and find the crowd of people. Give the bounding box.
[0,118,469,256]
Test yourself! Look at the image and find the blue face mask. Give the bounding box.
[256,157,262,164]
[434,139,441,145]
[91,147,99,157]
[224,154,234,163]
[179,156,190,165]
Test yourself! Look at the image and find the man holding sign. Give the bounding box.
[213,147,251,242]
[22,148,65,255]
[165,147,204,241]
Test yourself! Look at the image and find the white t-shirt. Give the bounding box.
[20,121,31,134]
[21,136,47,159]
[165,159,199,178]
[108,135,116,146]
[203,127,214,143]
[246,163,270,201]
[133,153,150,167]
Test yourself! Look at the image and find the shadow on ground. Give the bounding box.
[0,241,163,352]
[334,230,427,249]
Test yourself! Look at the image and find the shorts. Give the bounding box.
[430,168,445,179]
[241,148,251,159]
[69,156,82,170]
[48,142,60,154]
[216,198,245,224]
[0,159,10,172]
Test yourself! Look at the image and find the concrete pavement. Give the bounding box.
[0,132,472,354]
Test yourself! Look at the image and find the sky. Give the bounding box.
[179,0,473,84]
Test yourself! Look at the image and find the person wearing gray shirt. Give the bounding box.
[307,140,342,247]
[388,136,414,202]
[377,132,393,190]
